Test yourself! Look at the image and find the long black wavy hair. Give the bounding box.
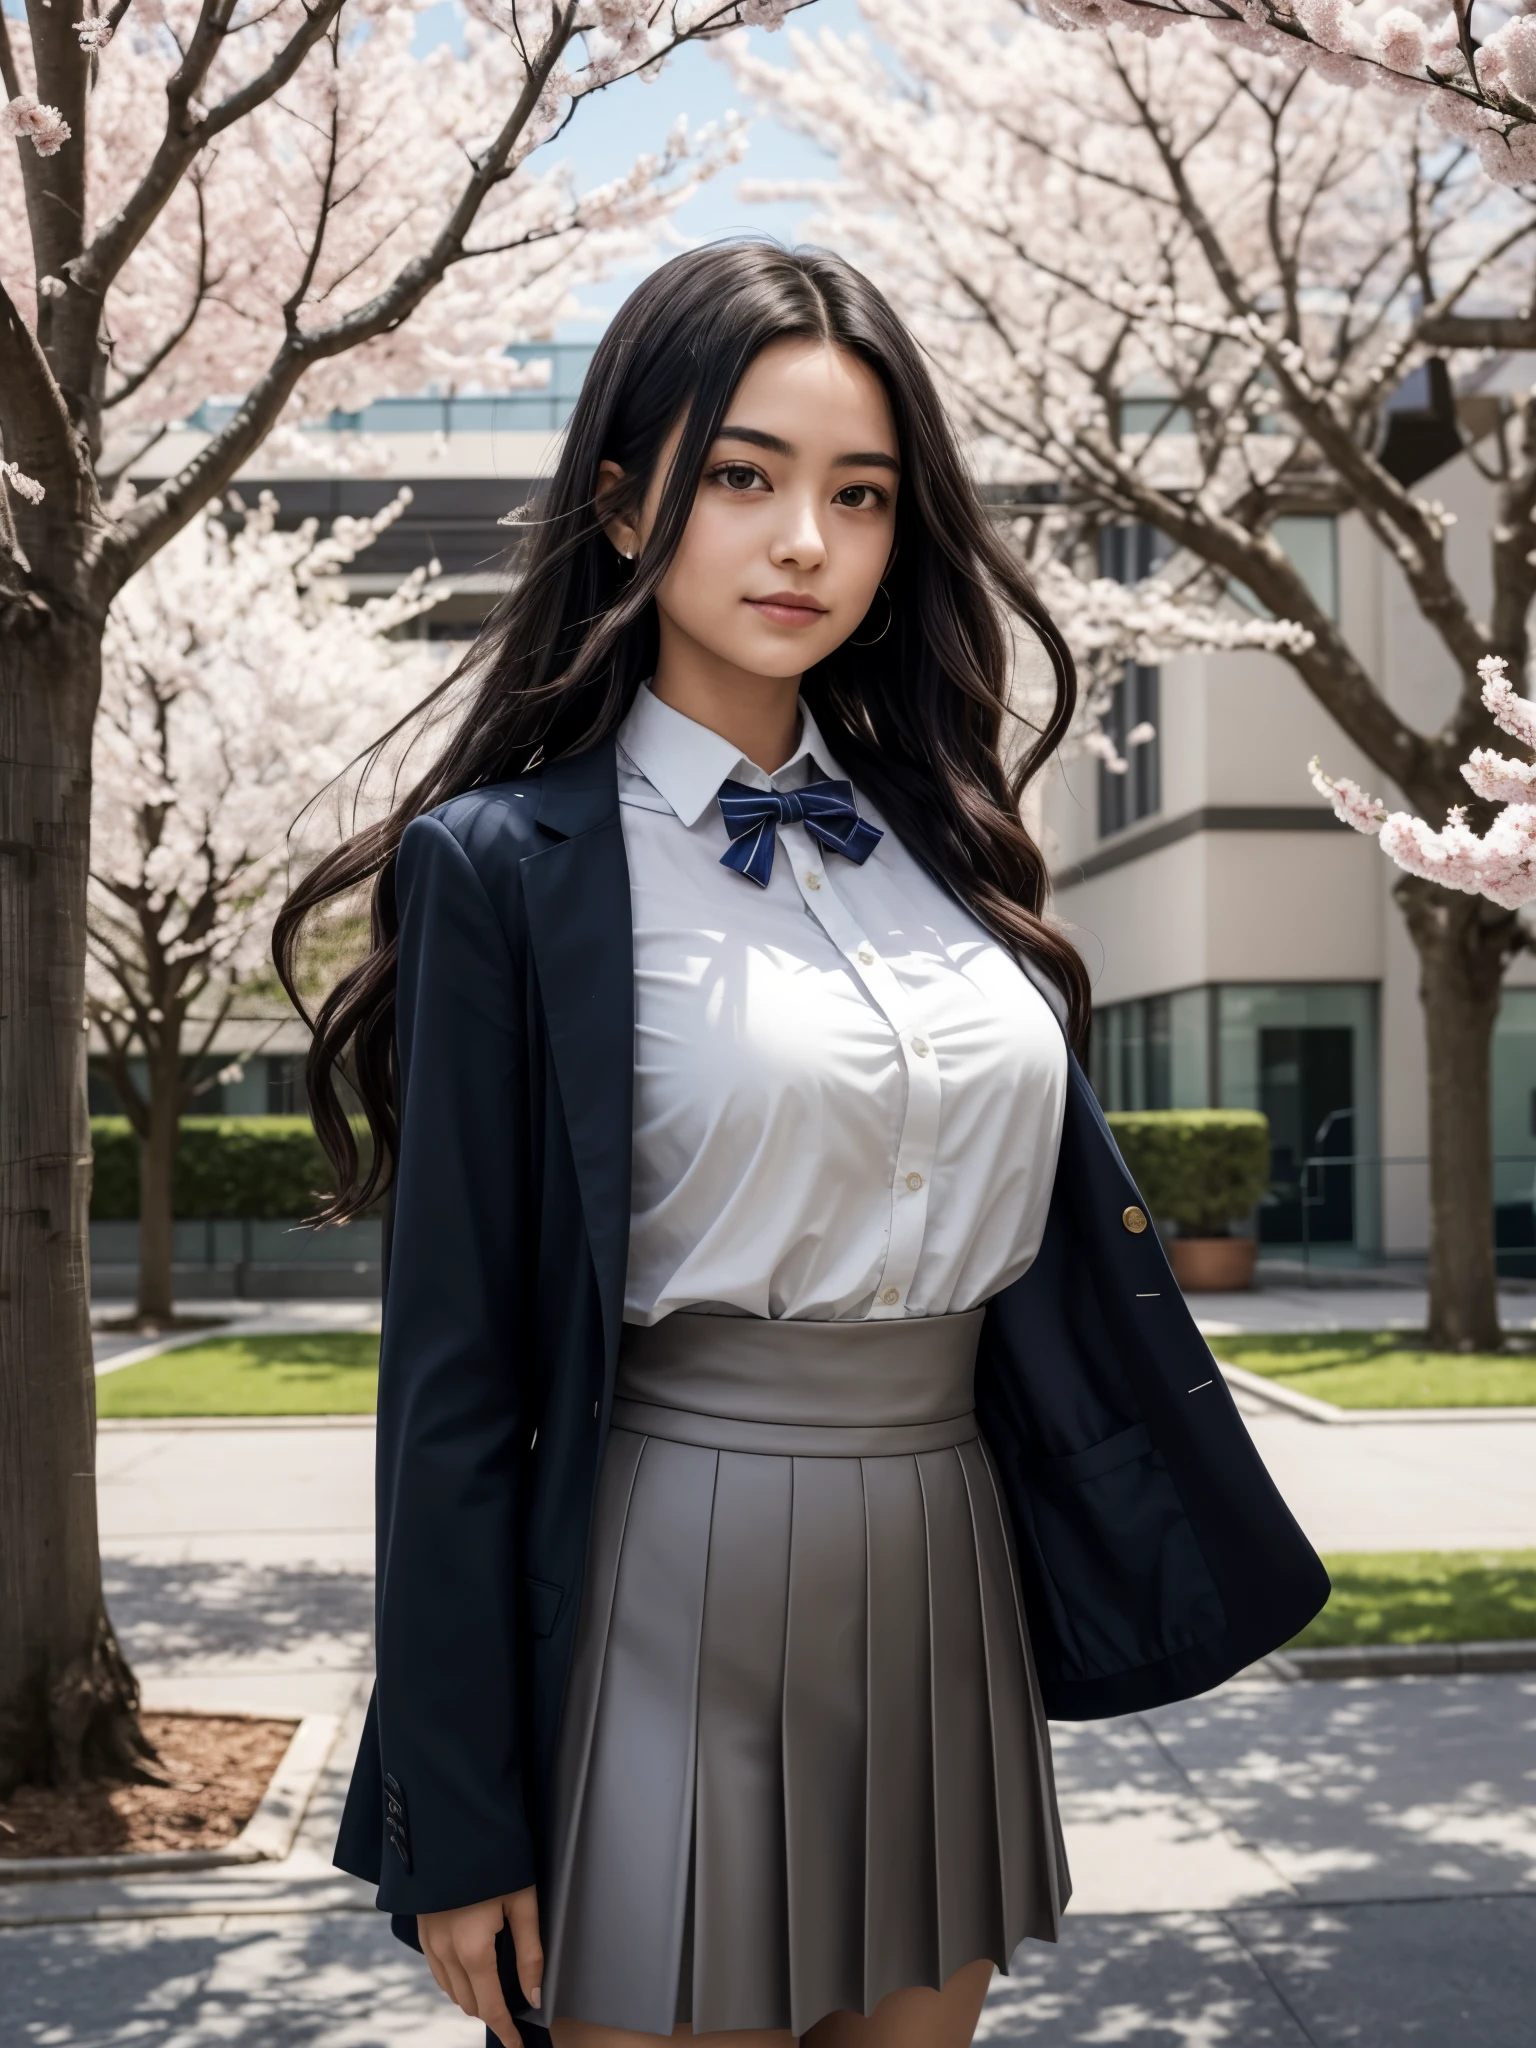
[274,241,1089,1223]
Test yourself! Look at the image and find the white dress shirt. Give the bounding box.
[617,683,1067,1324]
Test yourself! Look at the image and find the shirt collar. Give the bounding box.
[616,682,847,828]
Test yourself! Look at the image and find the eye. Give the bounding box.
[712,462,767,493]
[833,483,887,510]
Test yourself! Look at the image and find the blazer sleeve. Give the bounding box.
[368,810,536,1915]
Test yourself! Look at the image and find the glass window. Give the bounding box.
[1232,514,1338,622]
[1492,990,1536,1261]
[1097,663,1160,838]
[266,1055,306,1116]
[1090,988,1209,1112]
[87,1060,125,1116]
[1217,983,1379,1251]
[1117,396,1193,437]
[1096,525,1164,839]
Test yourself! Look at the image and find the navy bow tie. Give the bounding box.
[717,777,883,888]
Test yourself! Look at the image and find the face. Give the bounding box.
[601,338,900,680]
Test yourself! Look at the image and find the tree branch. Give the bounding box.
[1069,421,1442,803]
[1111,50,1494,688]
[102,179,215,409]
[104,5,579,590]
[0,271,90,521]
[0,9,21,100]
[1419,313,1536,349]
[55,0,345,408]
[18,0,91,302]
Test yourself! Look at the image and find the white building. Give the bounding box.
[1043,420,1536,1274]
[101,350,1536,1276]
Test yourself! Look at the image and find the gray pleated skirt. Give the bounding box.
[541,1311,1070,2037]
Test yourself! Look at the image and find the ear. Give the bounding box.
[596,458,639,562]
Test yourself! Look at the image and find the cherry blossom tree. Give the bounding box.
[1312,653,1536,902]
[89,489,446,1330]
[0,0,803,1796]
[1011,514,1317,772]
[732,0,1536,1349]
[1042,0,1536,218]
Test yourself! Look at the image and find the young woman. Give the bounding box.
[276,242,1325,2048]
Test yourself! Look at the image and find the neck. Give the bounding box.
[649,628,802,773]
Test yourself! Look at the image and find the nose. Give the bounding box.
[769,489,828,573]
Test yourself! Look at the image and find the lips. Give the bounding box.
[746,591,829,625]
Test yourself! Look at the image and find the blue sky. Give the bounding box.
[414,1,867,337]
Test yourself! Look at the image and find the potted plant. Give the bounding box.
[1105,1110,1271,1291]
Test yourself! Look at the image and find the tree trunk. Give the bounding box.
[0,600,150,1794]
[1395,875,1522,1352]
[135,1053,182,1325]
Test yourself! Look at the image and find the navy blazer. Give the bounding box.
[335,737,1329,1937]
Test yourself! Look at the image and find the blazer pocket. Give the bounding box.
[525,1575,565,1640]
[1019,1422,1226,1684]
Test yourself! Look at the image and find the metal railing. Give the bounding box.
[1264,1151,1536,1276]
[89,1216,383,1299]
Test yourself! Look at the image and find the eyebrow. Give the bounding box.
[716,424,901,475]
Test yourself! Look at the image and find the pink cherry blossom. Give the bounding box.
[1,93,72,156]
[1031,0,1536,183]
[1375,9,1428,75]
[90,490,447,1023]
[0,459,46,504]
[1313,660,1536,910]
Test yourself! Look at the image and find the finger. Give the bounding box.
[465,1950,518,2048]
[438,1947,480,2019]
[420,1943,455,2005]
[507,1886,544,2011]
[417,1924,453,2004]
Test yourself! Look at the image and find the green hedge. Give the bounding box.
[1107,1109,1270,1237]
[90,1117,368,1221]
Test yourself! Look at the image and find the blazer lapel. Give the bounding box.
[520,740,634,1374]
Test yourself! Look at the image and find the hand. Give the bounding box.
[419,1885,543,2047]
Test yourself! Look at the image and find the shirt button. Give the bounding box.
[805,872,822,891]
[911,1036,930,1057]
[906,1171,923,1191]
[881,1287,900,1306]
[858,944,874,964]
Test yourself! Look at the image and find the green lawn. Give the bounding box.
[1213,1329,1536,1408]
[98,1331,379,1416]
[1292,1550,1536,1648]
[94,1343,1536,1652]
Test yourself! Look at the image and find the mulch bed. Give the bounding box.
[0,1712,297,1861]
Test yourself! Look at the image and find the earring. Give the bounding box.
[850,582,893,647]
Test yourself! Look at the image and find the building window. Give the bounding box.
[1232,514,1339,623]
[1095,982,1382,1254]
[1097,664,1160,839]
[1491,990,1536,1269]
[1090,989,1209,1113]
[1096,524,1164,841]
[87,1061,125,1116]
[1216,983,1379,1252]
[266,1055,306,1115]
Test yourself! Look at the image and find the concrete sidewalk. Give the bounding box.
[6,1395,1534,2042]
[92,1297,381,1375]
[1193,1280,1536,1335]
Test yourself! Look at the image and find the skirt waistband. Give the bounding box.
[613,1309,984,1457]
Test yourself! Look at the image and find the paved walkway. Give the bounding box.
[6,1305,1531,2043]
[88,1281,1536,1362]
[92,1298,381,1374]
[1194,1281,1536,1335]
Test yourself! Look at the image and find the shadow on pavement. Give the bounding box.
[103,1555,375,1673]
[0,1909,465,2047]
[982,1894,1536,2046]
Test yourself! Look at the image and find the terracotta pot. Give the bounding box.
[1167,1235,1258,1293]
